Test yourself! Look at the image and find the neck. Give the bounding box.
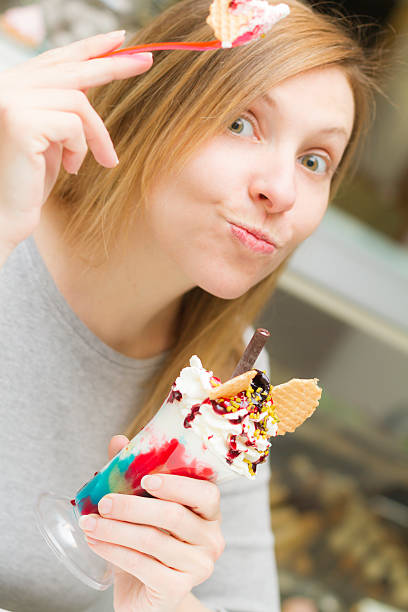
[33,199,194,359]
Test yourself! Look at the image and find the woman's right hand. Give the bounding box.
[0,30,153,265]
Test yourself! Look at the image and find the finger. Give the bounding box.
[13,89,118,167]
[98,493,225,559]
[84,537,194,597]
[29,30,127,66]
[108,435,129,461]
[8,108,88,174]
[20,107,115,172]
[141,474,221,521]
[22,53,153,92]
[79,514,211,577]
[97,494,213,548]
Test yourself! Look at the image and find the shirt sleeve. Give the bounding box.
[192,332,280,611]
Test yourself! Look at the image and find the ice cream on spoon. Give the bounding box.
[99,0,290,58]
[207,0,291,48]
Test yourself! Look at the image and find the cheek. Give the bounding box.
[292,189,330,245]
[182,137,242,195]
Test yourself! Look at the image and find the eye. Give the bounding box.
[299,154,328,174]
[228,116,255,138]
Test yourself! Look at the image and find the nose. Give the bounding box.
[249,156,296,214]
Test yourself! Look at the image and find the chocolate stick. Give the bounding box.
[231,328,270,377]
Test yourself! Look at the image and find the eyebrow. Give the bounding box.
[259,93,350,141]
[313,126,350,140]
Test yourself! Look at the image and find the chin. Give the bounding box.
[197,274,256,300]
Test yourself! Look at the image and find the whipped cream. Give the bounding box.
[170,355,278,479]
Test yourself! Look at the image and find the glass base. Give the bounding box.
[35,492,114,591]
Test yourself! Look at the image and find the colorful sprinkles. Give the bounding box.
[179,369,279,477]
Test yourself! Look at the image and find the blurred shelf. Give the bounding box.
[279,207,408,355]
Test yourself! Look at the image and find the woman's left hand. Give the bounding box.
[79,435,225,612]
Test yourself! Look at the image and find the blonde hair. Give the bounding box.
[52,0,379,438]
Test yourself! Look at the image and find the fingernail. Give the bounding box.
[79,515,97,532]
[120,52,153,63]
[106,30,126,39]
[141,475,161,490]
[98,496,113,515]
[113,151,119,165]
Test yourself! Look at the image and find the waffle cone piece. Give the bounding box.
[272,378,322,435]
[209,369,257,400]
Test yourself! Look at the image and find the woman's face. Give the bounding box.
[146,66,355,299]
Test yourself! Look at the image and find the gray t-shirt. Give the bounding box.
[0,236,280,612]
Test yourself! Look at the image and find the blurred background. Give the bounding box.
[0,1,406,611]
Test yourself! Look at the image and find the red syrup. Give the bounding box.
[79,496,99,515]
[184,404,201,428]
[229,434,237,450]
[211,399,229,415]
[124,437,215,495]
[168,388,182,403]
[228,414,246,425]
[232,25,262,46]
[226,448,241,464]
[250,454,267,474]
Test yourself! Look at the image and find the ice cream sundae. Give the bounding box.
[74,345,321,515]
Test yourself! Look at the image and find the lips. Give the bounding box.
[228,221,277,254]
[236,223,276,246]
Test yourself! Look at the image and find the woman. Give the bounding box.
[0,0,378,610]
